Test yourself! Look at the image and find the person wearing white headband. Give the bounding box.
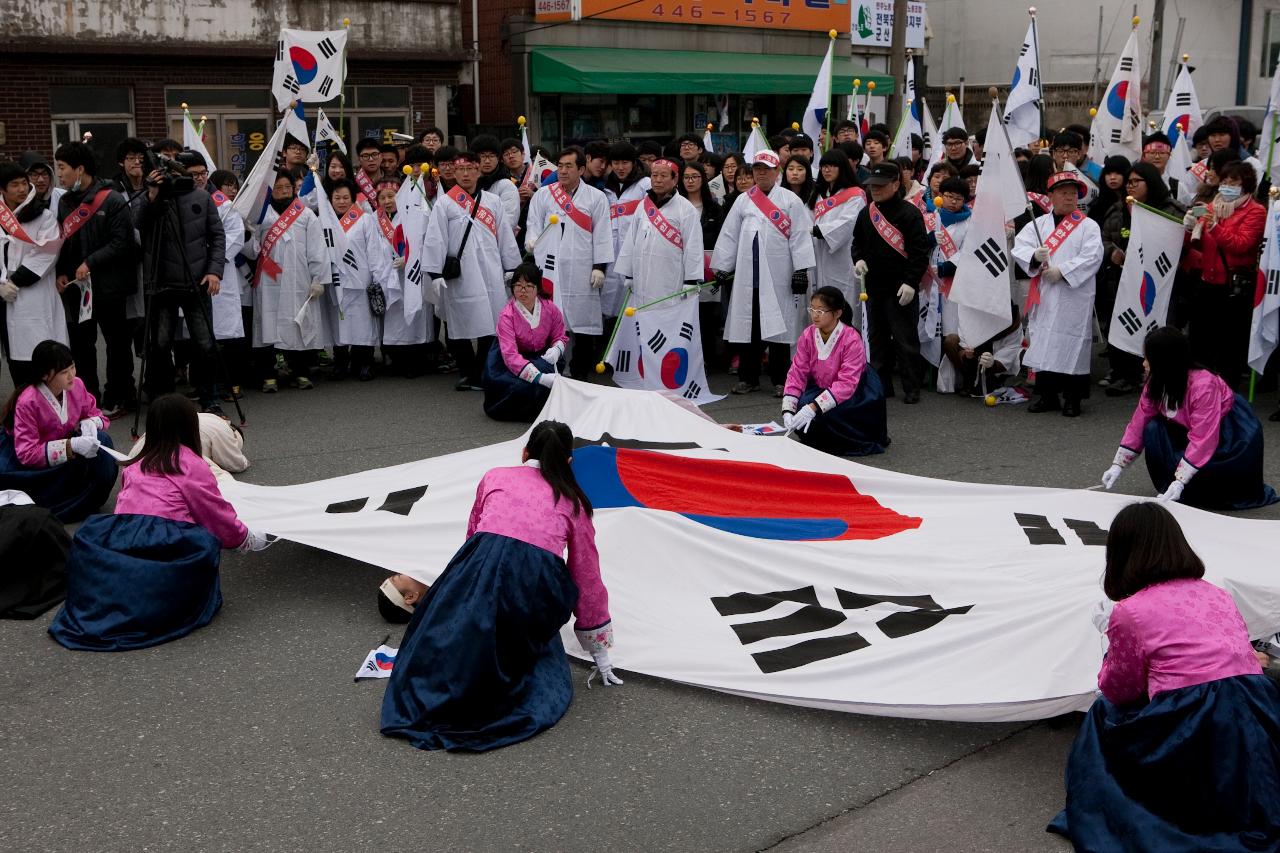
[377,574,428,623]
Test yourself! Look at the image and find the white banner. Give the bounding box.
[1250,201,1280,373]
[851,1,926,49]
[272,28,348,111]
[801,39,834,150]
[1093,27,1143,162]
[223,380,1280,722]
[1002,19,1042,149]
[609,295,720,405]
[314,107,347,155]
[1107,204,1185,357]
[182,110,219,173]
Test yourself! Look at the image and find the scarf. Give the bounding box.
[1211,191,1250,226]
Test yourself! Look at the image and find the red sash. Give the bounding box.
[549,182,594,233]
[338,202,366,233]
[254,199,306,286]
[869,202,908,258]
[1027,192,1051,213]
[642,196,684,250]
[935,222,959,297]
[447,186,499,239]
[59,188,112,240]
[1026,210,1085,311]
[355,170,397,247]
[814,187,866,221]
[0,203,35,244]
[611,199,642,220]
[1189,161,1209,183]
[747,186,792,239]
[910,193,937,232]
[211,190,230,208]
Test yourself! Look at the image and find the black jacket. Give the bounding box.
[56,178,139,298]
[140,185,226,293]
[851,195,929,291]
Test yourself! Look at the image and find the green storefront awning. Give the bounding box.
[531,46,895,96]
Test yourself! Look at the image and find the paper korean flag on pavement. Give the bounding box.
[272,28,347,110]
[355,645,398,680]
[223,379,1280,724]
[608,295,721,405]
[1108,204,1185,357]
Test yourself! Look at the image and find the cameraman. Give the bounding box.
[139,150,226,415]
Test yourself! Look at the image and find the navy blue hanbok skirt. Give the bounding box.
[0,504,70,619]
[1048,675,1280,852]
[1143,394,1278,510]
[0,429,118,522]
[49,513,223,651]
[797,371,890,457]
[380,531,579,752]
[481,344,555,423]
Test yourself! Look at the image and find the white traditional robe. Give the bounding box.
[252,204,331,351]
[811,188,866,304]
[1012,212,1104,375]
[332,211,395,347]
[421,188,521,340]
[485,177,521,235]
[526,181,614,334]
[383,182,434,346]
[0,206,66,361]
[614,192,704,305]
[211,199,246,340]
[711,185,816,344]
[603,177,651,316]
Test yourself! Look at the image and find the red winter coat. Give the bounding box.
[1192,199,1265,286]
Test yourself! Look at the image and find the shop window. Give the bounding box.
[1265,11,1280,78]
[50,86,134,173]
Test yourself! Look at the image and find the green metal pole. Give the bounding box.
[596,286,633,371]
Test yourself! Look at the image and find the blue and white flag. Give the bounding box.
[1108,204,1185,357]
[1003,19,1042,148]
[355,644,397,680]
[801,39,835,149]
[272,28,348,111]
[1093,26,1143,162]
[314,107,346,154]
[609,294,721,405]
[231,114,290,225]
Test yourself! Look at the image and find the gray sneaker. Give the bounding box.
[730,381,759,395]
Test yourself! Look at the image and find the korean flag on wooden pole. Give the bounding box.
[182,107,218,172]
[801,32,836,151]
[314,107,346,154]
[1093,21,1143,162]
[231,113,290,225]
[1259,58,1280,189]
[609,296,721,405]
[272,28,348,111]
[1108,203,1186,357]
[1002,14,1042,149]
[1249,199,1280,373]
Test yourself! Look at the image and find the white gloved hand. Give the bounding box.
[1090,599,1114,634]
[1158,480,1185,503]
[1183,211,1198,231]
[576,624,624,687]
[79,420,98,438]
[391,255,406,270]
[896,283,915,306]
[791,405,817,433]
[305,152,320,172]
[1042,266,1064,283]
[432,277,447,291]
[782,411,795,430]
[503,269,515,285]
[308,281,325,300]
[69,435,99,458]
[1101,464,1124,490]
[0,280,17,303]
[589,269,606,290]
[536,371,556,389]
[586,648,625,687]
[1032,246,1051,264]
[541,345,562,364]
[238,529,273,552]
[854,259,869,278]
[977,352,995,370]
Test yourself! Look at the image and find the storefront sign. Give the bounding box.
[850,0,925,48]
[536,0,852,33]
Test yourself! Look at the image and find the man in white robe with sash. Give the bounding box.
[711,150,815,396]
[1012,171,1104,417]
[383,161,434,377]
[0,162,65,385]
[252,171,331,392]
[525,148,614,379]
[615,159,703,304]
[422,151,521,391]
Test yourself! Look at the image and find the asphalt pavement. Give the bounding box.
[3,345,1279,853]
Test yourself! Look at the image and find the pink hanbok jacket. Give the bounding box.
[115,445,249,549]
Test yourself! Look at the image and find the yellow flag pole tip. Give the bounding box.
[859,292,869,302]
[985,395,998,407]
[1271,186,1280,199]
[791,122,800,130]
[829,29,838,39]
[1132,15,1140,25]
[625,306,636,316]
[594,363,606,374]
[1028,5,1036,14]
[947,93,956,102]
[933,196,944,207]
[853,78,861,87]
[401,165,413,176]
[180,102,189,110]
[200,115,207,121]
[289,100,298,109]
[1125,195,1135,204]
[988,86,999,99]
[1089,107,1098,117]
[548,214,559,224]
[1182,54,1190,62]
[342,17,350,26]
[707,123,714,131]
[517,115,527,126]
[420,163,431,174]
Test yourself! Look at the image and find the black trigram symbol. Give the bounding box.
[1015,513,1108,546]
[1154,252,1171,277]
[325,486,429,516]
[1019,43,1029,57]
[1117,307,1141,336]
[1110,128,1122,143]
[407,260,423,286]
[342,248,359,269]
[711,586,973,674]
[614,350,632,372]
[1145,319,1159,335]
[975,237,1008,276]
[317,37,338,58]
[276,40,284,61]
[647,329,668,352]
[679,322,694,340]
[1174,92,1192,107]
[1119,57,1134,71]
[1268,269,1280,297]
[323,228,335,249]
[543,255,556,271]
[318,75,335,98]
[683,381,703,399]
[281,75,301,96]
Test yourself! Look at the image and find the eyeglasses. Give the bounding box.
[512,282,537,290]
[807,306,831,316]
[358,153,381,160]
[1126,177,1145,186]
[123,154,144,163]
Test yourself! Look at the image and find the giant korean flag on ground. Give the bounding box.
[223,381,1280,722]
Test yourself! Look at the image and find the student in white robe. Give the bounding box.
[251,171,330,393]
[614,158,703,305]
[0,162,66,387]
[1012,171,1105,417]
[710,150,816,397]
[207,170,253,398]
[525,148,614,379]
[602,142,652,318]
[422,151,521,391]
[809,149,865,306]
[382,156,436,377]
[322,178,395,382]
[472,135,521,234]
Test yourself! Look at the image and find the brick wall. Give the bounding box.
[0,54,459,160]
[458,0,533,126]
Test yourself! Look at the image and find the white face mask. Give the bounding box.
[1219,185,1242,201]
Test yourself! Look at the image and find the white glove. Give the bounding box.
[308,281,325,300]
[1032,246,1051,264]
[536,371,556,389]
[782,411,795,430]
[1101,464,1124,490]
[541,345,562,363]
[1042,266,1064,283]
[576,624,624,688]
[503,269,515,285]
[432,277,447,292]
[1090,599,1114,634]
[977,352,995,370]
[69,435,99,458]
[854,259,869,278]
[238,529,273,552]
[1183,211,1198,231]
[791,405,817,433]
[305,152,320,172]
[896,284,915,306]
[589,269,605,290]
[1158,480,1185,503]
[391,255,406,270]
[79,419,99,438]
[0,280,17,303]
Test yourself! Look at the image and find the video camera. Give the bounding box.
[140,141,195,196]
